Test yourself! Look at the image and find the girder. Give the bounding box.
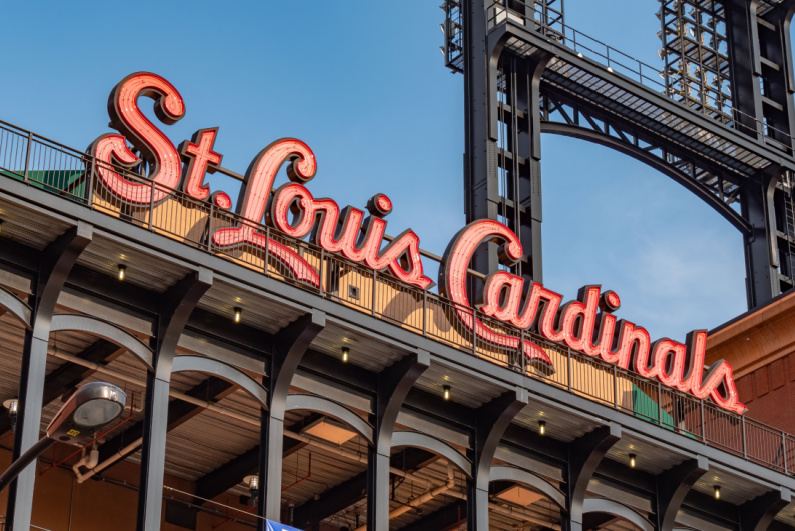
[452,0,795,309]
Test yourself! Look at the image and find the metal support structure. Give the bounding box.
[739,487,792,531]
[258,310,325,526]
[136,268,213,531]
[463,0,500,292]
[6,222,92,531]
[724,0,795,303]
[466,388,527,530]
[656,456,709,531]
[366,349,430,530]
[98,376,237,471]
[567,423,622,531]
[400,500,467,531]
[194,416,312,506]
[453,0,795,307]
[742,172,780,307]
[295,448,437,529]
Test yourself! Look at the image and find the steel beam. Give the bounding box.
[258,310,325,525]
[7,222,92,531]
[567,423,622,531]
[194,413,321,504]
[657,456,709,531]
[742,174,780,308]
[739,488,792,531]
[463,0,500,292]
[398,500,466,531]
[367,349,429,531]
[97,376,237,470]
[467,388,528,530]
[136,268,213,531]
[293,447,438,529]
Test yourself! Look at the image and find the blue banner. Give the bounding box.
[267,521,302,531]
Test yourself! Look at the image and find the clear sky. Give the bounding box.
[0,1,758,342]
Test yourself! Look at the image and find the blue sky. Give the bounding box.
[0,1,754,341]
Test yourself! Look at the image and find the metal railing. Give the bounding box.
[485,1,795,153]
[0,118,794,476]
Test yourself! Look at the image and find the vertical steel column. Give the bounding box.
[565,423,621,531]
[366,350,429,530]
[463,0,500,297]
[258,310,325,526]
[463,0,551,291]
[136,268,213,531]
[466,388,527,530]
[725,0,795,305]
[742,173,779,308]
[6,222,92,531]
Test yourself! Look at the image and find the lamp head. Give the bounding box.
[3,399,18,432]
[244,475,259,504]
[46,382,126,446]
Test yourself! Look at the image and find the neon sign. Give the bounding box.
[88,72,745,415]
[441,221,746,414]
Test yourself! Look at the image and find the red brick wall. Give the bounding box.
[737,354,795,433]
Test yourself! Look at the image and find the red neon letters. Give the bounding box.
[90,72,746,415]
[90,73,185,204]
[442,220,746,414]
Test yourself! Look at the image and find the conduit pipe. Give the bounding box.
[56,351,433,490]
[445,490,561,530]
[353,462,456,531]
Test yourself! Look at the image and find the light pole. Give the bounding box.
[0,382,126,492]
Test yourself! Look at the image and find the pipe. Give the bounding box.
[354,461,456,530]
[86,447,99,470]
[445,490,562,530]
[71,448,88,478]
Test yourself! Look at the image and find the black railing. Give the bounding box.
[0,118,793,476]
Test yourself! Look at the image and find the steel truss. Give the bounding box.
[452,0,795,308]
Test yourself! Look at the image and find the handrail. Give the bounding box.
[0,120,793,477]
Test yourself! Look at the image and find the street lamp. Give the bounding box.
[0,382,126,492]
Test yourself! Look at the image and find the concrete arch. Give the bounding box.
[582,498,654,531]
[285,393,373,445]
[172,355,268,410]
[490,466,566,510]
[541,122,751,235]
[0,286,32,329]
[392,430,472,479]
[50,313,153,370]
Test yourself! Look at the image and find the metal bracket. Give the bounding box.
[657,456,709,531]
[568,422,622,530]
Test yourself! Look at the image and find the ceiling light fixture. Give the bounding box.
[3,399,18,432]
[244,475,259,505]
